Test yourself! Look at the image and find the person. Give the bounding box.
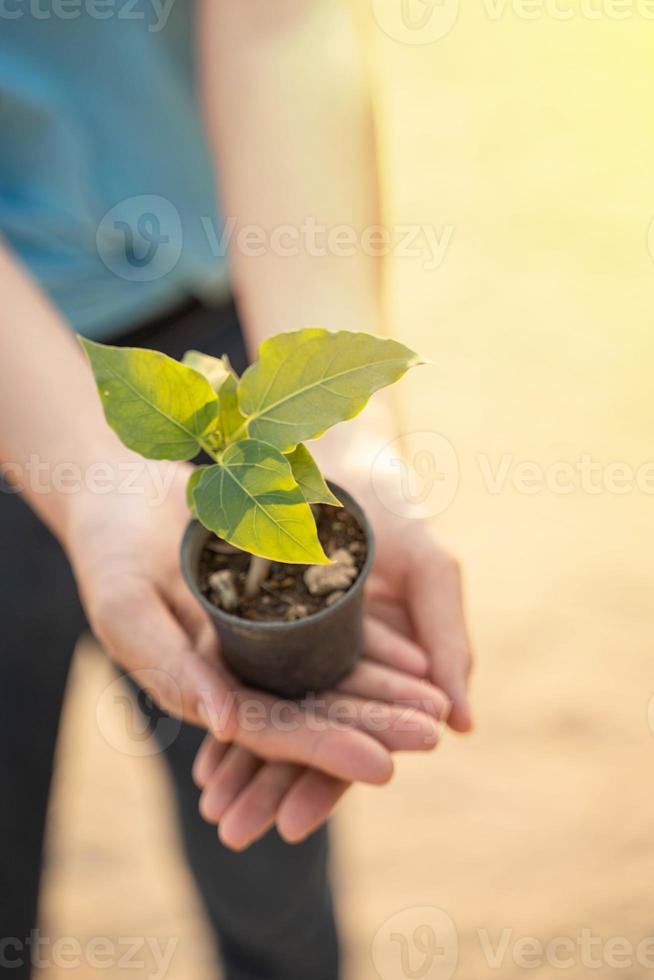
[0,3,474,978]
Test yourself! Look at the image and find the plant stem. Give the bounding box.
[244,555,272,598]
[199,439,222,463]
[226,419,248,445]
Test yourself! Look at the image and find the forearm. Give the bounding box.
[0,243,139,541]
[199,0,399,476]
[200,0,380,336]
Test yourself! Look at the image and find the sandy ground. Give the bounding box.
[40,6,654,980]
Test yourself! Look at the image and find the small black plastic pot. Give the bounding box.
[180,483,375,698]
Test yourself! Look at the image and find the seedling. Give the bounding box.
[80,328,421,598]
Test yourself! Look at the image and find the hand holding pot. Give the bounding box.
[315,452,475,735]
[192,468,475,850]
[64,463,445,789]
[193,622,448,850]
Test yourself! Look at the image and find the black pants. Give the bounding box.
[0,298,339,980]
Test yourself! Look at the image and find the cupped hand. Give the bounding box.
[357,473,474,734]
[193,467,474,850]
[63,461,449,790]
[193,613,447,849]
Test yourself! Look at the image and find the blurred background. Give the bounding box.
[41,1,654,977]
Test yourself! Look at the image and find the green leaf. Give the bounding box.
[182,350,230,394]
[237,328,422,452]
[186,465,210,516]
[80,338,218,460]
[191,439,330,564]
[181,350,246,444]
[217,356,247,445]
[285,444,342,506]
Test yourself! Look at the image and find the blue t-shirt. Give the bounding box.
[0,2,228,337]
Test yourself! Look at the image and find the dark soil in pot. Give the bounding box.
[198,504,367,622]
[181,484,374,698]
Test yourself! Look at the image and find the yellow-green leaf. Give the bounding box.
[181,351,246,445]
[237,328,422,452]
[217,356,247,444]
[186,465,210,516]
[182,350,230,394]
[191,439,330,564]
[80,338,218,460]
[285,444,342,506]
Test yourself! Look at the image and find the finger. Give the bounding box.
[192,733,229,788]
[410,545,474,733]
[199,689,394,786]
[316,692,442,752]
[337,659,450,721]
[89,574,234,731]
[199,745,261,824]
[99,580,395,786]
[167,575,213,648]
[194,618,222,663]
[277,770,349,844]
[366,586,414,638]
[218,762,300,851]
[364,616,428,677]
